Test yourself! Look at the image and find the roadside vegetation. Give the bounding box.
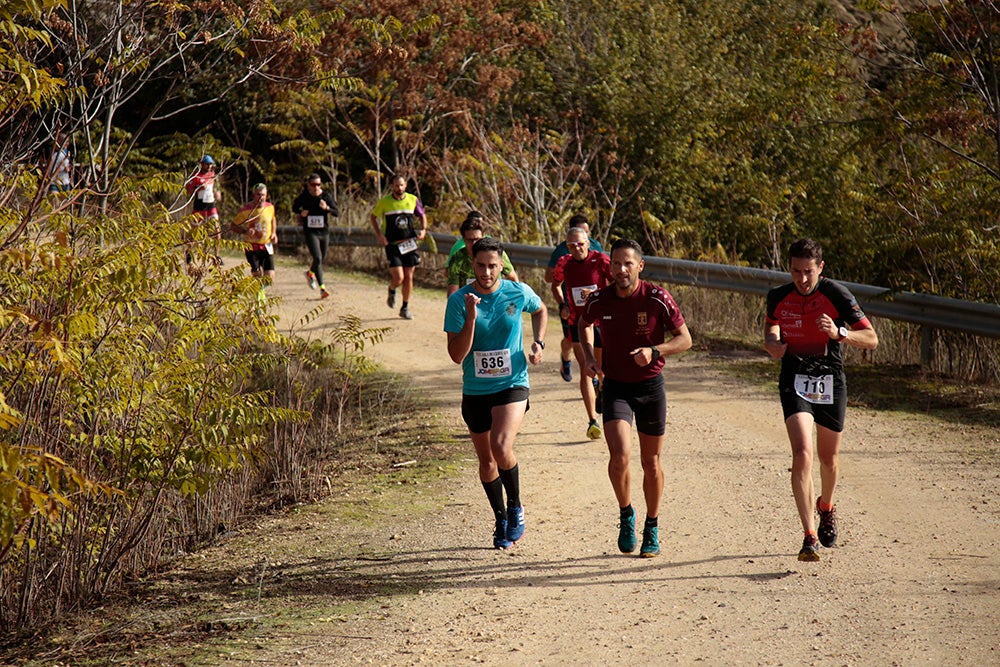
[1,0,998,646]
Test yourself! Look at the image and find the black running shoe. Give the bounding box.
[798,534,820,562]
[816,497,838,548]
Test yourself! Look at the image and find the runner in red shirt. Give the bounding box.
[183,155,221,267]
[764,238,878,562]
[552,226,612,440]
[579,239,692,558]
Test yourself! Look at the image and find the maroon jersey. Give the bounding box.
[580,280,686,383]
[552,250,613,325]
[765,277,871,369]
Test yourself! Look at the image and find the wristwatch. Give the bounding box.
[650,346,661,361]
[837,326,849,341]
[534,339,545,349]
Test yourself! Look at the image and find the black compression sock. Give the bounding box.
[498,463,520,508]
[482,477,506,521]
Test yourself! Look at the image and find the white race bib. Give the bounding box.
[265,242,274,256]
[794,373,833,404]
[196,184,215,203]
[474,349,512,378]
[398,237,418,254]
[306,215,325,229]
[571,284,598,307]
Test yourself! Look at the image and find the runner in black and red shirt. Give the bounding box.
[579,239,692,558]
[552,226,612,441]
[764,238,878,562]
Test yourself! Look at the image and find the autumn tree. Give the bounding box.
[300,0,542,197]
[848,0,1000,301]
[507,0,865,266]
[4,0,316,203]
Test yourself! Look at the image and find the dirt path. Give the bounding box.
[119,262,1000,665]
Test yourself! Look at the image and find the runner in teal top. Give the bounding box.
[444,237,547,551]
[445,272,541,393]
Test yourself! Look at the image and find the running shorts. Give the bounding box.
[245,248,274,273]
[601,375,667,436]
[385,241,421,268]
[778,362,847,432]
[461,386,530,434]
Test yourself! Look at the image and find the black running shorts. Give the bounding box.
[385,241,421,268]
[601,375,667,436]
[461,386,530,434]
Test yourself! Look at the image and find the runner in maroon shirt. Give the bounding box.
[552,227,613,440]
[764,238,878,562]
[579,239,692,558]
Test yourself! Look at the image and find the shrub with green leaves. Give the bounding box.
[0,175,307,635]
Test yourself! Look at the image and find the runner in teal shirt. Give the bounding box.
[444,237,547,551]
[445,272,541,393]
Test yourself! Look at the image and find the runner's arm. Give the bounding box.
[446,293,479,364]
[578,318,599,378]
[763,322,787,359]
[527,302,548,365]
[370,213,387,245]
[662,323,692,356]
[632,323,692,365]
[841,325,878,350]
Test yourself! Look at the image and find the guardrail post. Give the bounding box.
[920,326,934,368]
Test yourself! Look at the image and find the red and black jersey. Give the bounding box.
[552,250,613,325]
[580,280,686,383]
[765,277,872,368]
[184,170,216,212]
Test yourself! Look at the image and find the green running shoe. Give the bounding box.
[639,526,660,558]
[618,506,636,553]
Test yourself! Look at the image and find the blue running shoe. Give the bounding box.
[639,526,660,558]
[493,518,512,549]
[505,506,525,543]
[560,359,572,382]
[618,506,637,553]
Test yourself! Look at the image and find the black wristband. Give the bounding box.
[650,346,661,361]
[534,339,545,349]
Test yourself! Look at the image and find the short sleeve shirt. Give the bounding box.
[765,277,871,372]
[233,201,275,250]
[552,250,613,325]
[443,280,543,395]
[372,192,424,243]
[185,171,216,211]
[579,280,686,383]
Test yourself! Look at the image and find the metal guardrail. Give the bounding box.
[278,225,1000,340]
